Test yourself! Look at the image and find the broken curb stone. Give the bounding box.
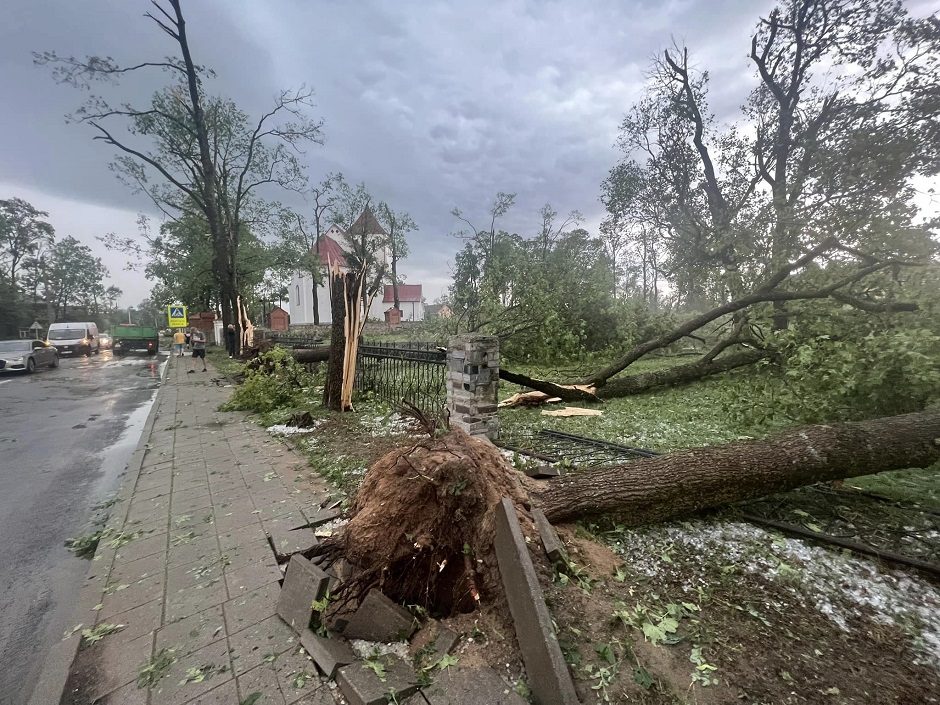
[494,498,579,705]
[276,554,330,633]
[342,589,418,642]
[531,508,567,564]
[523,465,562,479]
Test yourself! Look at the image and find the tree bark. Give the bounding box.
[598,348,768,398]
[533,411,940,525]
[312,280,320,326]
[498,368,600,403]
[322,268,346,411]
[292,346,330,363]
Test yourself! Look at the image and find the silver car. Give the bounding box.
[0,339,59,373]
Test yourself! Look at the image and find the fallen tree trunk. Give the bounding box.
[292,346,331,363]
[597,348,768,398]
[498,368,600,403]
[322,410,939,616]
[533,410,940,525]
[499,348,768,402]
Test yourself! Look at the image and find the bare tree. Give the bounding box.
[376,203,416,311]
[292,173,343,324]
[35,0,323,351]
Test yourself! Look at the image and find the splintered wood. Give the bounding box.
[541,406,603,417]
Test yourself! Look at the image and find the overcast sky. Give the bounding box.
[1,0,937,306]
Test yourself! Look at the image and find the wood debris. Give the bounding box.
[541,406,603,417]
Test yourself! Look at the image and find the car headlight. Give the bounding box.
[11,357,24,363]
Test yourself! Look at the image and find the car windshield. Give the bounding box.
[0,341,31,352]
[49,328,86,340]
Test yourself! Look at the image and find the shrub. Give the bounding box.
[222,347,316,414]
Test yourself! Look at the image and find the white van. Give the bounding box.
[47,321,100,356]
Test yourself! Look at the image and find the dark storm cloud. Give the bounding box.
[0,0,776,303]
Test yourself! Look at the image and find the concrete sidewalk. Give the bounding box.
[57,355,341,705]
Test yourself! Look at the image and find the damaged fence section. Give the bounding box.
[354,340,448,421]
[353,336,501,438]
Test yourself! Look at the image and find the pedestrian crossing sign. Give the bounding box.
[167,305,188,328]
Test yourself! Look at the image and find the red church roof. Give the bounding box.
[314,235,347,265]
[383,284,423,303]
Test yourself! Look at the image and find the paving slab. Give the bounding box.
[298,507,343,528]
[148,637,233,705]
[494,498,579,705]
[300,630,357,677]
[336,657,419,705]
[422,666,528,705]
[269,525,319,561]
[277,555,331,633]
[523,464,562,479]
[273,645,329,702]
[155,604,226,656]
[342,589,418,642]
[410,623,459,665]
[229,615,300,676]
[226,557,283,596]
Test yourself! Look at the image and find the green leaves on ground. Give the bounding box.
[222,347,318,414]
[65,531,102,559]
[81,623,125,645]
[137,648,176,688]
[614,601,698,647]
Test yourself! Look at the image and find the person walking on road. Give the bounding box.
[225,323,237,359]
[188,327,207,373]
[173,328,185,357]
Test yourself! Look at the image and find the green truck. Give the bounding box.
[112,323,160,356]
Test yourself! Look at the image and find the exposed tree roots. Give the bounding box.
[318,429,528,617]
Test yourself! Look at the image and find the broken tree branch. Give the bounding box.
[583,243,919,387]
[498,368,600,404]
[597,348,769,399]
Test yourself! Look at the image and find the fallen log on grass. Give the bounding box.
[597,348,769,398]
[291,346,331,363]
[534,410,940,524]
[317,410,940,617]
[498,368,600,403]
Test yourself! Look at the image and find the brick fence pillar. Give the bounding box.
[446,334,499,439]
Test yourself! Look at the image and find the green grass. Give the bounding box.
[844,467,940,510]
[498,360,939,505]
[499,359,787,452]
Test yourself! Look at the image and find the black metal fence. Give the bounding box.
[263,332,325,348]
[355,341,447,419]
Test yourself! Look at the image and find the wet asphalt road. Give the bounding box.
[0,349,167,704]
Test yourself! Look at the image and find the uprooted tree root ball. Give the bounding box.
[319,429,529,616]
